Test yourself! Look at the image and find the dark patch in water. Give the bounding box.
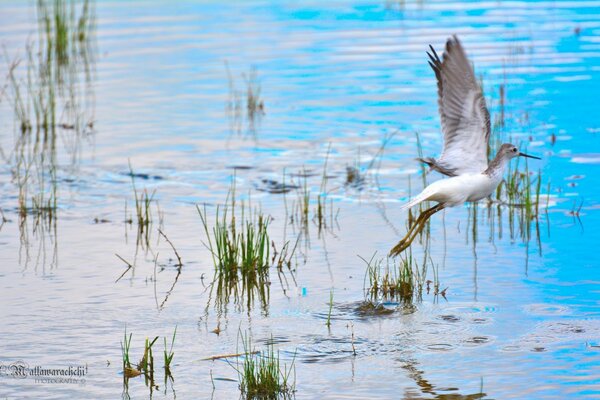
[255,179,299,194]
[262,335,291,346]
[122,172,164,180]
[345,166,365,189]
[463,336,492,346]
[438,314,460,323]
[355,301,395,316]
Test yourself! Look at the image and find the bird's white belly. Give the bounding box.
[426,174,498,206]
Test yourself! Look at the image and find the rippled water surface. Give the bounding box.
[1,1,600,399]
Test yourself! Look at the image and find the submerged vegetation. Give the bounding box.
[233,331,296,399]
[226,63,265,136]
[3,0,96,268]
[362,251,443,306]
[121,327,177,397]
[286,146,340,238]
[198,180,297,313]
[127,162,159,250]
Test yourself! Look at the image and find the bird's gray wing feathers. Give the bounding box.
[426,36,490,176]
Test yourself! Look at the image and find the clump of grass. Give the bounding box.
[490,145,545,243]
[315,145,333,233]
[483,81,547,245]
[361,251,439,304]
[288,146,340,235]
[345,130,398,189]
[139,336,159,380]
[245,67,264,128]
[120,327,178,395]
[271,235,300,271]
[163,326,177,375]
[234,332,295,399]
[198,194,271,281]
[4,0,96,252]
[226,63,264,136]
[326,289,333,328]
[199,180,294,312]
[288,172,309,232]
[36,0,96,86]
[121,329,140,378]
[6,47,59,229]
[128,162,157,249]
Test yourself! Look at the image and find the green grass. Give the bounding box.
[326,289,333,328]
[484,82,548,245]
[198,196,271,281]
[362,251,439,304]
[120,327,177,386]
[163,326,177,374]
[3,0,95,236]
[315,144,332,233]
[198,181,277,311]
[36,0,95,83]
[234,332,295,399]
[225,64,264,136]
[346,129,398,188]
[121,329,133,370]
[244,66,264,129]
[288,146,339,235]
[129,162,156,249]
[489,145,545,243]
[139,336,159,378]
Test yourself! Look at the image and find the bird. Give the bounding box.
[389,36,540,256]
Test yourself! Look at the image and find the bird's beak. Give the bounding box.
[519,152,541,160]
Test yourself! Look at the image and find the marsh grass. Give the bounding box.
[326,289,333,328]
[233,332,296,399]
[198,182,274,312]
[198,196,271,283]
[482,81,548,245]
[315,146,332,233]
[487,136,545,244]
[121,327,178,397]
[128,162,157,249]
[271,235,300,271]
[345,130,398,190]
[4,0,96,269]
[362,251,439,305]
[163,326,177,375]
[288,147,340,236]
[226,63,264,136]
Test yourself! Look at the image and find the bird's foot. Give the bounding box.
[389,238,410,257]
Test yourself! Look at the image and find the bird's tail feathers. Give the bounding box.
[400,189,431,211]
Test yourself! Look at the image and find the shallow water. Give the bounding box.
[1,1,600,398]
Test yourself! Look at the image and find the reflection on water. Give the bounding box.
[1,0,600,399]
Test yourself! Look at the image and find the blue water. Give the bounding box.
[1,1,600,398]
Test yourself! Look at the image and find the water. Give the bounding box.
[1,1,600,398]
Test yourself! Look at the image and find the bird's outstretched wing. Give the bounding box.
[420,36,490,176]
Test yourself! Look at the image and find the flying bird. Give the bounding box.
[390,36,540,256]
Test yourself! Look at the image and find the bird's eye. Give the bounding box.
[512,147,517,153]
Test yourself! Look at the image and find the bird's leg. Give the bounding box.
[389,207,436,256]
[399,207,432,243]
[389,204,445,256]
[398,204,441,246]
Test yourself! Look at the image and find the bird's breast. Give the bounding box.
[464,174,498,202]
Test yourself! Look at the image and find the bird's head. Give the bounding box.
[498,143,540,161]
